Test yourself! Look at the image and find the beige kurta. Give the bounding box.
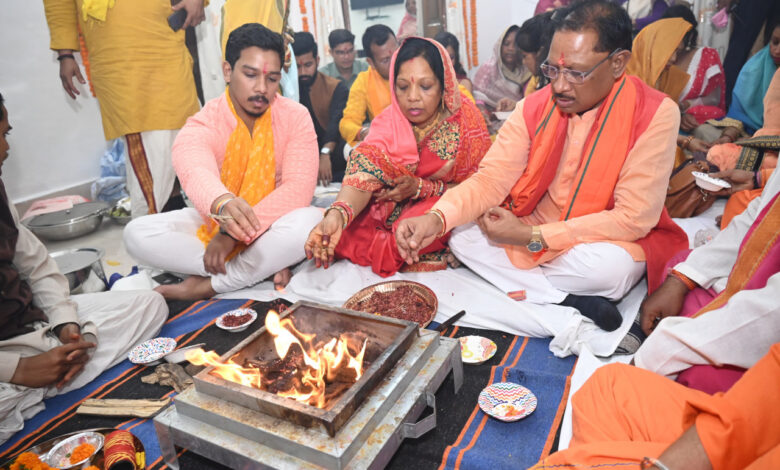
[43,0,200,140]
[0,203,168,444]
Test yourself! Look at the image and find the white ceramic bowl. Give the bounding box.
[692,171,731,192]
[128,337,177,365]
[216,308,258,333]
[45,431,104,469]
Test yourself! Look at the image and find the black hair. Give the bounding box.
[292,31,317,59]
[554,0,633,53]
[362,24,395,61]
[766,13,780,46]
[392,38,445,89]
[662,5,699,49]
[434,31,467,77]
[503,25,521,45]
[225,23,285,68]
[0,92,4,121]
[516,12,554,86]
[328,29,355,50]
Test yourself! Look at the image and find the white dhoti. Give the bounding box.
[0,290,167,444]
[124,206,323,293]
[449,223,646,304]
[124,129,179,217]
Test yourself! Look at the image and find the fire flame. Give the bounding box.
[186,310,367,408]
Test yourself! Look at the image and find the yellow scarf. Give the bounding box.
[81,0,115,22]
[196,90,276,251]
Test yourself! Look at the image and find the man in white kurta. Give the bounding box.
[0,94,168,443]
[635,168,780,379]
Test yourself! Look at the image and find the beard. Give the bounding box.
[298,73,316,88]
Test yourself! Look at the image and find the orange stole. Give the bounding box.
[505,75,662,221]
[365,67,391,120]
[196,92,276,257]
[693,191,780,318]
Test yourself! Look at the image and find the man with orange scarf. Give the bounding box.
[124,24,321,300]
[396,0,687,332]
[339,25,398,147]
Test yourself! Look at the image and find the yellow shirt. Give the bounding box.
[339,69,390,146]
[43,0,200,140]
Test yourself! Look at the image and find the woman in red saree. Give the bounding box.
[305,37,491,276]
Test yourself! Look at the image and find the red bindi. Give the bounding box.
[262,63,268,75]
[557,53,565,66]
[411,76,415,84]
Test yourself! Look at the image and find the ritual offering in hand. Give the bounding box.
[216,308,258,332]
[343,281,437,327]
[478,382,537,422]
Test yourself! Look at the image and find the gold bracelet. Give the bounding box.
[427,209,447,238]
[324,206,348,229]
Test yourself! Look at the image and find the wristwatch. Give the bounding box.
[320,147,331,155]
[526,226,544,253]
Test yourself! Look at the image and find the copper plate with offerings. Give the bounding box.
[343,280,438,328]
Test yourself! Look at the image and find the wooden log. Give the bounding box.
[76,398,171,418]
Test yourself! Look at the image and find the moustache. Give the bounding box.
[249,95,269,105]
[299,74,315,85]
[553,93,575,102]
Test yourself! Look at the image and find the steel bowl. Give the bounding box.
[49,248,107,293]
[24,202,109,241]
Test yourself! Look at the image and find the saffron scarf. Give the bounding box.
[505,76,639,218]
[196,90,276,248]
[366,66,392,121]
[626,18,692,102]
[504,75,687,291]
[693,190,780,318]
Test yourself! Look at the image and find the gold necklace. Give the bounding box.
[412,109,442,142]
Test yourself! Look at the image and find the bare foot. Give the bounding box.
[155,275,216,301]
[446,253,461,268]
[272,268,292,290]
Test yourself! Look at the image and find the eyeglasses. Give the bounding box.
[540,48,621,84]
[333,47,355,57]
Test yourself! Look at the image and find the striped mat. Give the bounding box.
[1,301,576,470]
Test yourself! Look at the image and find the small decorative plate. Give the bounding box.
[458,336,497,365]
[216,308,258,333]
[478,382,537,422]
[45,431,104,469]
[692,171,731,191]
[127,337,177,365]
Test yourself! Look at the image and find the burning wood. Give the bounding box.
[186,311,368,408]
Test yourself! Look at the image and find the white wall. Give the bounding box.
[473,0,536,70]
[349,4,406,55]
[0,1,108,204]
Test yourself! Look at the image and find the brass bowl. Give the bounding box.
[343,280,437,328]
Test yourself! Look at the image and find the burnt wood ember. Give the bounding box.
[354,285,431,326]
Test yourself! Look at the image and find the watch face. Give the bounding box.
[527,241,544,253]
[320,147,331,155]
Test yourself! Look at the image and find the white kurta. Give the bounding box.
[0,204,168,444]
[635,170,780,377]
[123,206,322,293]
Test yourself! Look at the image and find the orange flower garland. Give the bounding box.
[461,0,471,68]
[77,25,96,98]
[299,0,309,32]
[470,0,478,65]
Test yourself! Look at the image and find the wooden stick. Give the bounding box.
[76,398,171,418]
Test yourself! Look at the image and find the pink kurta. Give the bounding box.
[172,93,318,243]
